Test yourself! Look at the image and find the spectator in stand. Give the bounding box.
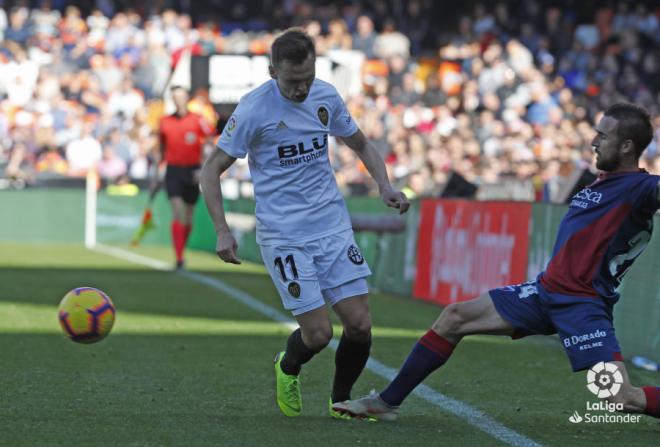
[390,72,420,106]
[352,15,377,59]
[0,0,657,200]
[31,1,61,38]
[326,18,352,50]
[374,19,410,59]
[421,73,446,107]
[4,7,31,46]
[59,5,86,53]
[98,146,127,181]
[65,119,102,176]
[107,77,144,119]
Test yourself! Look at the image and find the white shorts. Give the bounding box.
[260,230,372,316]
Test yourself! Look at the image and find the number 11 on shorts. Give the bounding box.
[274,255,298,281]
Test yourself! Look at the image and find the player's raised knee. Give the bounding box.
[304,326,333,351]
[432,303,466,336]
[343,315,372,342]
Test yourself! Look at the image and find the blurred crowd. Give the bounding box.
[0,1,659,201]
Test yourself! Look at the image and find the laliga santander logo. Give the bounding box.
[568,362,642,424]
[568,411,583,424]
[586,362,624,398]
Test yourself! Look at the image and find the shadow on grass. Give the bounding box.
[0,332,524,447]
[2,332,659,447]
[0,267,280,323]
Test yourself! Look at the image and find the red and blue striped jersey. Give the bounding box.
[540,170,660,303]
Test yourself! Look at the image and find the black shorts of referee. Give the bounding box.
[165,165,201,204]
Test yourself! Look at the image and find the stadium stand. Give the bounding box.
[0,1,658,201]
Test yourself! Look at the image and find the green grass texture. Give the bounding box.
[0,242,657,446]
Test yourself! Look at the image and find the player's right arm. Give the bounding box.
[202,99,253,264]
[200,148,240,264]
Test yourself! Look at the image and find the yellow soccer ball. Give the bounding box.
[58,287,115,344]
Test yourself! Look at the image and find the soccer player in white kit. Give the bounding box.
[200,29,409,418]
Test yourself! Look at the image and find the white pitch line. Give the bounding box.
[92,244,542,447]
[96,243,171,271]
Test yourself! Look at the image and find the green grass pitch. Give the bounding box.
[0,242,657,446]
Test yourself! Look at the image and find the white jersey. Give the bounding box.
[217,78,358,245]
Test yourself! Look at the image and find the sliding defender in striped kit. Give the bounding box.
[333,103,660,422]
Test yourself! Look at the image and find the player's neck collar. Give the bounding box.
[597,168,647,180]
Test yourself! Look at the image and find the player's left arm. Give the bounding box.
[656,179,660,203]
[342,129,410,214]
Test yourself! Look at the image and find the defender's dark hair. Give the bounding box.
[271,28,315,68]
[603,103,654,159]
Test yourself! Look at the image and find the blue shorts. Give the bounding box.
[489,279,621,372]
